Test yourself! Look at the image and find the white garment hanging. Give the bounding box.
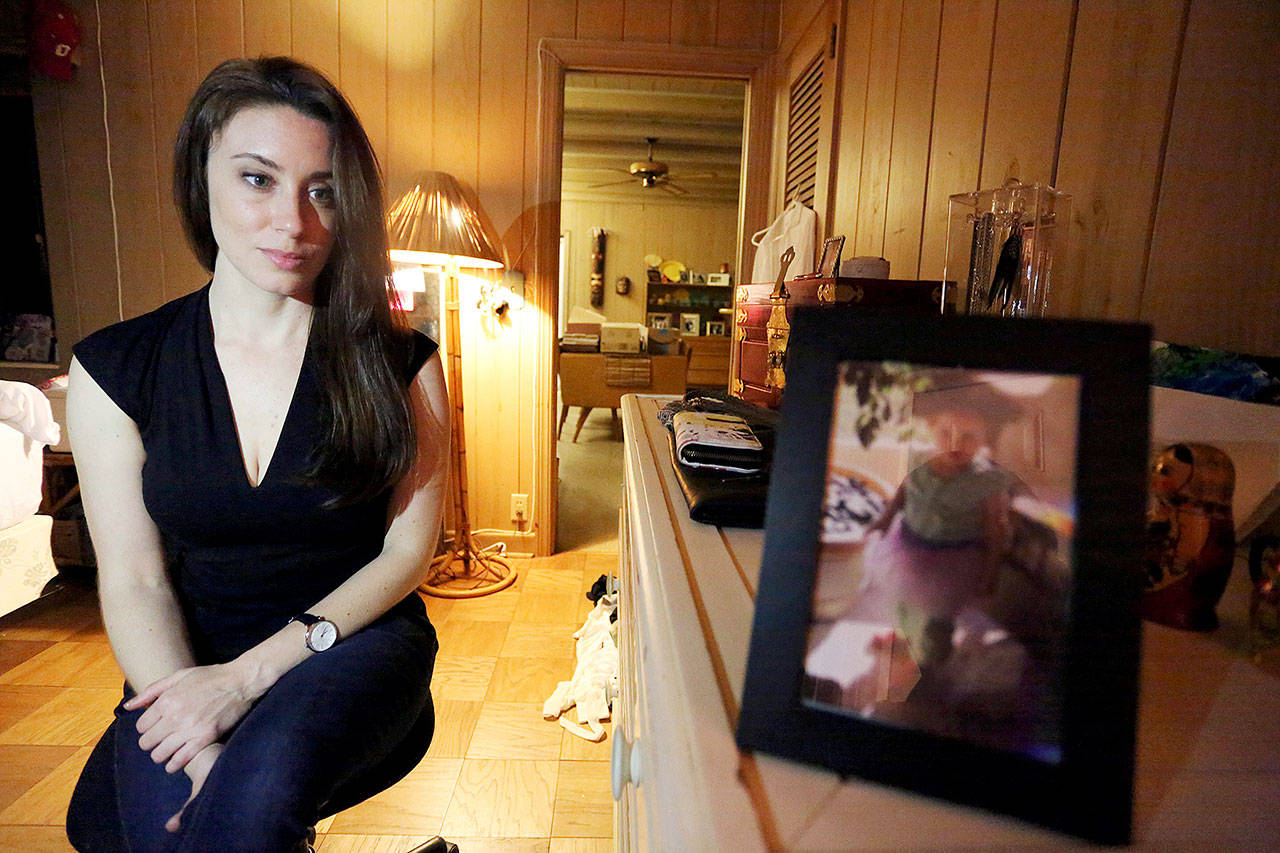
[749,200,817,284]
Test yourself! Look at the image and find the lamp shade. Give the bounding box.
[386,171,505,269]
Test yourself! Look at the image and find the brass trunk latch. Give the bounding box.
[765,247,795,391]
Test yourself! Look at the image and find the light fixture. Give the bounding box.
[387,172,505,269]
[386,172,516,598]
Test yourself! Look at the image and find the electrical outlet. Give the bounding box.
[510,493,530,524]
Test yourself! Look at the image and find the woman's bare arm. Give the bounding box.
[67,357,197,691]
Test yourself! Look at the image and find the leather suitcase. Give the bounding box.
[730,276,949,408]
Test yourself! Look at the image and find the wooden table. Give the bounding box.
[557,351,688,442]
[614,394,1280,850]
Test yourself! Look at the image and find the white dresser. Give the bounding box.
[614,394,1280,851]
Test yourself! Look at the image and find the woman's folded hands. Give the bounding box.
[125,662,259,773]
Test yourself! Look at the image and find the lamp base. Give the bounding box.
[421,539,518,599]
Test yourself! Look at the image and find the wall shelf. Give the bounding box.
[645,282,732,336]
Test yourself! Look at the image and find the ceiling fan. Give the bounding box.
[588,137,717,196]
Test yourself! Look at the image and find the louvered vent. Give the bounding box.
[784,50,823,208]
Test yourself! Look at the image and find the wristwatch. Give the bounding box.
[288,613,340,653]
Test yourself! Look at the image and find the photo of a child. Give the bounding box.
[804,363,1079,763]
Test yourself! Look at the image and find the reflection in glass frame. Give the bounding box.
[399,266,443,345]
[736,311,1150,845]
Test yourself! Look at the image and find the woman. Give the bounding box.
[65,57,450,851]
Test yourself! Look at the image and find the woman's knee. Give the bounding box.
[66,734,118,851]
[175,742,319,851]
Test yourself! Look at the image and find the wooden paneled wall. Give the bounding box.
[28,0,1275,554]
[793,0,1278,356]
[31,0,777,554]
[560,197,739,325]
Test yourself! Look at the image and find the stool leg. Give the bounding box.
[572,406,593,442]
[558,403,570,439]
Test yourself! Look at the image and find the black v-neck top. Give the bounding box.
[74,284,438,662]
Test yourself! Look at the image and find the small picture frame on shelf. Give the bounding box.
[646,313,670,330]
[680,313,701,335]
[704,320,726,336]
[735,311,1150,846]
[707,273,732,286]
[817,235,845,278]
[646,268,663,285]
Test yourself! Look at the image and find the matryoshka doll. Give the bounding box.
[1141,442,1236,630]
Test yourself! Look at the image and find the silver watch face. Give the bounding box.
[308,620,339,652]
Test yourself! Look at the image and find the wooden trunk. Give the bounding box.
[730,276,948,408]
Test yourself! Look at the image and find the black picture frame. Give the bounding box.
[736,310,1150,846]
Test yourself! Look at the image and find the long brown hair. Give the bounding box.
[174,56,415,504]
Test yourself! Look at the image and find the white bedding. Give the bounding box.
[0,380,61,616]
[0,514,57,616]
[0,379,60,531]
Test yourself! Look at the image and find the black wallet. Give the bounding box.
[660,392,778,528]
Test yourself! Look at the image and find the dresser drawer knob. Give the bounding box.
[611,732,643,799]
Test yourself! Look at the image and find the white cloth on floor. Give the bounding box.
[543,592,619,742]
[0,380,61,531]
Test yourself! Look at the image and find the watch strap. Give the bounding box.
[288,612,322,628]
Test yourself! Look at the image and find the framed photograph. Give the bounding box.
[704,320,726,336]
[817,235,845,278]
[646,268,663,285]
[680,313,701,335]
[736,311,1150,845]
[646,312,670,330]
[707,272,732,286]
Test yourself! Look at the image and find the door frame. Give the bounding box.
[531,38,775,554]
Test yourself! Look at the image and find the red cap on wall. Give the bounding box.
[29,0,83,82]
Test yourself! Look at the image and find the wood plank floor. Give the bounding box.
[0,547,619,852]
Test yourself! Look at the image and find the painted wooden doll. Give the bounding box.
[1141,442,1236,631]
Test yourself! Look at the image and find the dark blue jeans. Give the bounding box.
[66,610,437,852]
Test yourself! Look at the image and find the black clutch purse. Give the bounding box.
[660,392,778,528]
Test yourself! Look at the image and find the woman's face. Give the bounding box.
[206,104,336,299]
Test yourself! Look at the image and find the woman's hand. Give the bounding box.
[166,742,223,833]
[125,664,258,772]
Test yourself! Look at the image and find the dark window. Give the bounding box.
[1,53,56,363]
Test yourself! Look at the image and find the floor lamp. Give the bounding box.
[387,172,517,598]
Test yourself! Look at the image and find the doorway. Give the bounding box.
[554,71,747,551]
[529,39,774,556]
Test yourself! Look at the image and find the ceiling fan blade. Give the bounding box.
[587,178,639,189]
[659,182,689,196]
[667,171,723,181]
